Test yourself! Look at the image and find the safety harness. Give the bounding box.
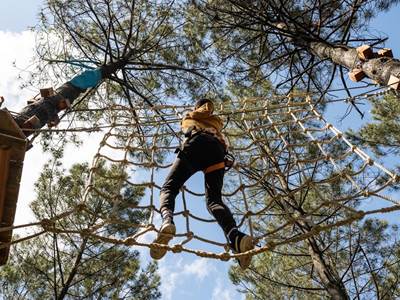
[176,126,235,174]
[203,161,225,174]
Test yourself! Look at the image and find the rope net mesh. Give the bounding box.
[3,94,400,261]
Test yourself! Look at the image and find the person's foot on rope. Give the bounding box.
[150,216,176,260]
[228,229,254,270]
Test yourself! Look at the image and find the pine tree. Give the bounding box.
[0,161,161,299]
[194,0,400,96]
[222,77,400,299]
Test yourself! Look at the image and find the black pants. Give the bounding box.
[159,133,236,234]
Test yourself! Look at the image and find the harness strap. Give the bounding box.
[203,162,225,174]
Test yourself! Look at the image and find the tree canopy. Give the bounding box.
[0,161,161,299]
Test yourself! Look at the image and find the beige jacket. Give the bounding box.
[181,102,227,148]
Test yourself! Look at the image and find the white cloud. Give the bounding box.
[158,257,216,300]
[212,278,243,300]
[182,258,216,281]
[0,31,36,111]
[158,257,184,300]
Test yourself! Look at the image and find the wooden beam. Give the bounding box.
[356,45,374,60]
[0,109,27,265]
[388,75,400,90]
[349,69,366,82]
[378,48,393,58]
[0,147,10,219]
[40,87,55,98]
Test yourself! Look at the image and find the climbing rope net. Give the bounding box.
[2,93,400,261]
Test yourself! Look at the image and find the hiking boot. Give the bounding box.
[229,231,254,270]
[150,219,176,260]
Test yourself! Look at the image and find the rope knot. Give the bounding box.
[76,203,86,211]
[40,218,55,231]
[171,244,183,253]
[219,252,230,261]
[124,237,136,246]
[80,228,92,237]
[147,182,155,188]
[244,211,254,218]
[394,174,400,183]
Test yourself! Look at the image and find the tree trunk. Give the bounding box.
[57,238,88,300]
[306,40,400,87]
[274,19,400,89]
[307,235,349,300]
[292,215,349,299]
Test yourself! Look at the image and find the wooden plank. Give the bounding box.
[0,133,26,151]
[0,110,27,265]
[0,248,10,265]
[0,159,24,266]
[349,69,366,82]
[388,75,400,90]
[356,45,374,60]
[0,110,25,139]
[1,160,23,226]
[378,48,393,58]
[40,87,55,97]
[0,148,10,220]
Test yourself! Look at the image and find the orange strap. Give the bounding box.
[203,162,225,174]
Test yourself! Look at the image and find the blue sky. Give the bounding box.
[0,1,399,300]
[0,0,43,32]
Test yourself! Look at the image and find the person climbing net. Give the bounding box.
[150,98,254,269]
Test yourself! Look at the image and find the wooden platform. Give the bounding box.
[0,109,27,266]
